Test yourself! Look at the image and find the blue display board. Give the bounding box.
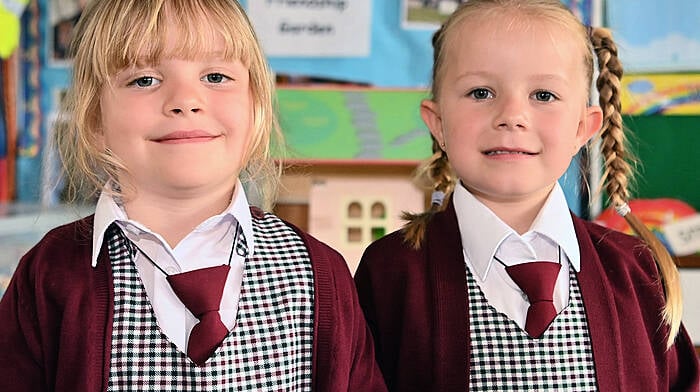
[241,0,593,88]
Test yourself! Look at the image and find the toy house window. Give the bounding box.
[370,201,387,240]
[348,202,362,218]
[371,202,386,219]
[347,201,363,242]
[344,199,390,243]
[347,227,362,242]
[371,226,386,240]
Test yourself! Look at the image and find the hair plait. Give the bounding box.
[591,26,682,348]
[401,136,455,248]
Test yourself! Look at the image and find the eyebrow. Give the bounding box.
[454,70,569,83]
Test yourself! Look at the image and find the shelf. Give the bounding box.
[676,255,700,268]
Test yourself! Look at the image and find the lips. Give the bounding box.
[152,130,218,144]
[483,148,537,156]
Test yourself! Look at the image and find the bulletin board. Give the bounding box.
[242,0,593,88]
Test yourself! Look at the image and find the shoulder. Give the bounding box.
[356,227,430,291]
[573,215,659,277]
[21,216,94,266]
[363,229,419,264]
[10,216,97,301]
[360,204,459,274]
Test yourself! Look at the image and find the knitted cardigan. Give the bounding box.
[355,200,699,391]
[0,208,387,392]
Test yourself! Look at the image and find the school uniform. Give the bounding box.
[0,186,386,391]
[355,183,699,391]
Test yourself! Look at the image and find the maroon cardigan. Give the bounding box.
[0,210,387,392]
[355,200,699,391]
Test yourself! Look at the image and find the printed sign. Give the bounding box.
[247,0,371,57]
[663,214,700,257]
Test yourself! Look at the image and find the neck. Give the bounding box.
[472,187,553,235]
[124,186,235,248]
[486,201,542,235]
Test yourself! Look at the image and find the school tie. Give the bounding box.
[167,265,231,366]
[505,261,561,338]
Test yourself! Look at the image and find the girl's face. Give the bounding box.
[422,13,602,208]
[99,27,253,201]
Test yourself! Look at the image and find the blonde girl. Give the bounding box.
[0,1,386,390]
[355,1,699,390]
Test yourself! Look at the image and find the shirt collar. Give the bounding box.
[453,181,580,280]
[531,182,580,271]
[91,180,254,267]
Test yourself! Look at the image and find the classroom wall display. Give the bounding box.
[277,88,431,161]
[12,0,593,203]
[247,1,371,57]
[15,0,74,203]
[606,0,700,72]
[621,74,700,115]
[242,0,594,88]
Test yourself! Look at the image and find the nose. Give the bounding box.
[494,95,528,130]
[163,84,204,116]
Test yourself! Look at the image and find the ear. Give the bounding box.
[420,99,445,147]
[574,105,603,153]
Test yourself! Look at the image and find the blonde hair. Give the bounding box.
[404,0,682,348]
[55,0,282,210]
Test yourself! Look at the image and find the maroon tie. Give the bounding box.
[167,264,231,366]
[505,261,561,338]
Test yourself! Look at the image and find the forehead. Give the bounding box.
[446,11,586,72]
[105,4,252,73]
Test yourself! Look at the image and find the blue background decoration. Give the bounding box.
[240,0,591,87]
[606,0,700,72]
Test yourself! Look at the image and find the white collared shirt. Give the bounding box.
[92,181,255,354]
[453,182,581,330]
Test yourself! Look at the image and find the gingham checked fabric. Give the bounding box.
[106,212,315,391]
[467,263,598,391]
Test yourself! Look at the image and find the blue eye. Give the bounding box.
[129,76,158,88]
[534,91,556,102]
[203,73,229,83]
[468,88,493,100]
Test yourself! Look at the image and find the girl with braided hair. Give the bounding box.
[355,1,699,390]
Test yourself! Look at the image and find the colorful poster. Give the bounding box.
[621,74,700,115]
[276,88,431,161]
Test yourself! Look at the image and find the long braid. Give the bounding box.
[591,27,682,348]
[400,16,459,249]
[401,136,456,249]
[592,28,630,207]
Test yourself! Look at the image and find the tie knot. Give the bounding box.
[167,264,231,317]
[505,261,560,303]
[504,261,561,338]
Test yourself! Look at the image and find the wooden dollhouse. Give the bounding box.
[271,87,432,272]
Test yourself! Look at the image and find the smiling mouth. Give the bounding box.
[153,131,218,144]
[484,149,537,156]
